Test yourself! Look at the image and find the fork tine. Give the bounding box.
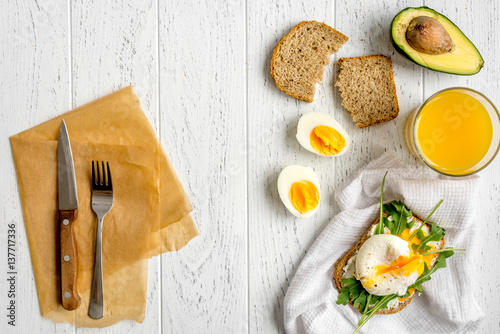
[101,161,106,185]
[107,162,112,189]
[92,161,96,185]
[97,161,101,185]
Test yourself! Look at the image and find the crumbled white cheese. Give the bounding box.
[387,297,404,309]
[367,223,389,237]
[342,252,357,279]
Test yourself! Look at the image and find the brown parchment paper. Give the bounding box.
[10,86,199,327]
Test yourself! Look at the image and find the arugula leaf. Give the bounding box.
[408,249,455,293]
[392,200,411,216]
[396,202,413,234]
[381,200,414,235]
[352,294,398,334]
[353,289,368,309]
[415,222,446,253]
[416,229,427,242]
[337,278,363,306]
[383,203,400,226]
[380,216,395,233]
[412,229,431,253]
[421,247,465,256]
[375,172,389,235]
[408,200,443,242]
[337,278,384,313]
[400,289,411,298]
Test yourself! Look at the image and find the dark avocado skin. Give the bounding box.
[390,6,484,75]
[391,28,410,63]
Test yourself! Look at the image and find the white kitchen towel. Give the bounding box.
[283,152,485,334]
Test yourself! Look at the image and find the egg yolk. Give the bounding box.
[375,253,425,277]
[288,180,319,214]
[309,125,346,156]
[398,228,415,243]
[398,227,437,270]
[363,253,425,291]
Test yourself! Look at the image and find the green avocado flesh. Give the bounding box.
[391,7,484,75]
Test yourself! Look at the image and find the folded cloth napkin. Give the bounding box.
[10,86,198,327]
[284,152,485,334]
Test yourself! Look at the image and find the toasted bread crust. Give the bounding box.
[333,215,444,314]
[271,21,348,102]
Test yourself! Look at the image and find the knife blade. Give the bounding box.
[57,119,81,310]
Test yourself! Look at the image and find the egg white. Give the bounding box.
[296,112,351,156]
[277,165,321,218]
[355,234,419,296]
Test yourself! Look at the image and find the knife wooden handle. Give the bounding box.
[60,209,81,310]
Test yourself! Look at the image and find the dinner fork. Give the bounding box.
[89,161,114,319]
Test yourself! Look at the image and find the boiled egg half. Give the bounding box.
[355,234,424,296]
[296,112,350,156]
[277,165,320,218]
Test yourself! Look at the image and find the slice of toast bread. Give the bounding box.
[333,214,445,315]
[271,21,348,102]
[335,55,399,128]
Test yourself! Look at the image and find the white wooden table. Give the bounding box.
[1,0,499,333]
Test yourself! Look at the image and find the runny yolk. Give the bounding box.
[399,228,417,244]
[398,227,437,271]
[310,125,346,156]
[288,180,319,214]
[364,254,425,291]
[375,254,424,277]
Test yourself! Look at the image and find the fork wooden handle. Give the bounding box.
[60,209,81,310]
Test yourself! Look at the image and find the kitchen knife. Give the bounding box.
[58,119,81,310]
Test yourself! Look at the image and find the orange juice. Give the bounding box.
[415,90,493,174]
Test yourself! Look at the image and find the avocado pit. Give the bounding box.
[406,16,454,55]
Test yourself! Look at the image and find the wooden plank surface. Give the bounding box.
[247,2,336,333]
[0,0,499,333]
[158,0,248,333]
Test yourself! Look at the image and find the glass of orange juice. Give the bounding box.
[405,87,500,176]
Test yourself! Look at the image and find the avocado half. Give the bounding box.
[391,7,484,75]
